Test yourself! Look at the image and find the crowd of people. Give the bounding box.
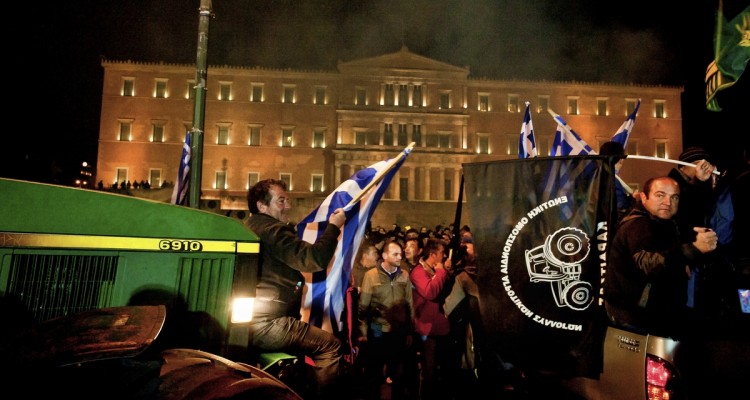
[241,144,748,399]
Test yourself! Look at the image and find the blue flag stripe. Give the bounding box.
[518,102,537,159]
[297,148,410,333]
[611,99,641,148]
[171,132,191,206]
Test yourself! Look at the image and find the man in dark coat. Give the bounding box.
[603,176,717,338]
[246,178,346,399]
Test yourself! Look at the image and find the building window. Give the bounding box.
[384,123,394,146]
[313,128,326,148]
[597,98,608,116]
[626,98,638,115]
[428,132,451,148]
[281,127,294,147]
[118,121,132,141]
[311,174,324,192]
[625,140,638,156]
[251,84,263,102]
[477,134,489,154]
[283,85,296,104]
[537,96,549,114]
[413,85,422,107]
[567,97,579,115]
[654,100,666,118]
[411,125,421,147]
[507,94,519,113]
[219,82,232,101]
[355,130,366,145]
[215,171,226,190]
[655,140,667,159]
[186,80,196,99]
[396,124,408,146]
[356,87,367,106]
[280,173,292,190]
[149,169,161,188]
[116,168,128,186]
[314,86,326,105]
[151,121,166,142]
[154,79,168,98]
[247,172,260,189]
[384,84,394,106]
[444,178,453,201]
[399,177,409,200]
[218,125,230,145]
[122,78,134,96]
[398,84,408,106]
[439,133,451,148]
[440,92,450,109]
[248,125,261,146]
[507,134,519,156]
[479,93,489,112]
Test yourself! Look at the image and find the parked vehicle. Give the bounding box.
[0,178,260,359]
[456,157,749,400]
[1,304,302,399]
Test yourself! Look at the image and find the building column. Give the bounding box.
[439,168,445,201]
[454,169,461,201]
[408,168,416,201]
[424,167,431,201]
[335,164,342,185]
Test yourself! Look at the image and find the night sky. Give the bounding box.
[6,0,748,184]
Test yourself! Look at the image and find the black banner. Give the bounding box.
[464,156,616,376]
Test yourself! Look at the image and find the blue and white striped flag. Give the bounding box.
[170,132,191,206]
[546,110,595,219]
[611,99,641,148]
[518,101,537,158]
[296,145,412,333]
[549,110,594,156]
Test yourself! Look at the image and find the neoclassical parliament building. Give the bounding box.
[96,46,683,228]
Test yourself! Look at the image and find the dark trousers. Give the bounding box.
[418,334,460,400]
[361,331,412,400]
[250,316,342,399]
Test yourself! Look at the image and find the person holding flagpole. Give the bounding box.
[245,178,346,399]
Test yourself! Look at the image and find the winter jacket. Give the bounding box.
[411,261,451,337]
[246,213,340,322]
[358,264,414,339]
[603,202,703,336]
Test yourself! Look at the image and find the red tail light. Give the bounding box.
[646,355,678,400]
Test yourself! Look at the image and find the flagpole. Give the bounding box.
[627,155,722,175]
[615,175,634,194]
[344,142,415,210]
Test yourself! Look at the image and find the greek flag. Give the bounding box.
[518,102,537,158]
[546,110,595,219]
[611,99,641,148]
[297,145,412,333]
[549,111,594,156]
[170,132,191,206]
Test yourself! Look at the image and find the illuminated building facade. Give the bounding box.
[97,46,683,228]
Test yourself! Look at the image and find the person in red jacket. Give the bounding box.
[411,238,457,399]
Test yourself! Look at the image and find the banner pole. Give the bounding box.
[627,155,721,175]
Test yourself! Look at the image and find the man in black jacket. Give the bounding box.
[246,179,346,399]
[603,176,717,338]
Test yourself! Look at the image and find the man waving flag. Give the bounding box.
[518,101,538,158]
[297,144,413,335]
